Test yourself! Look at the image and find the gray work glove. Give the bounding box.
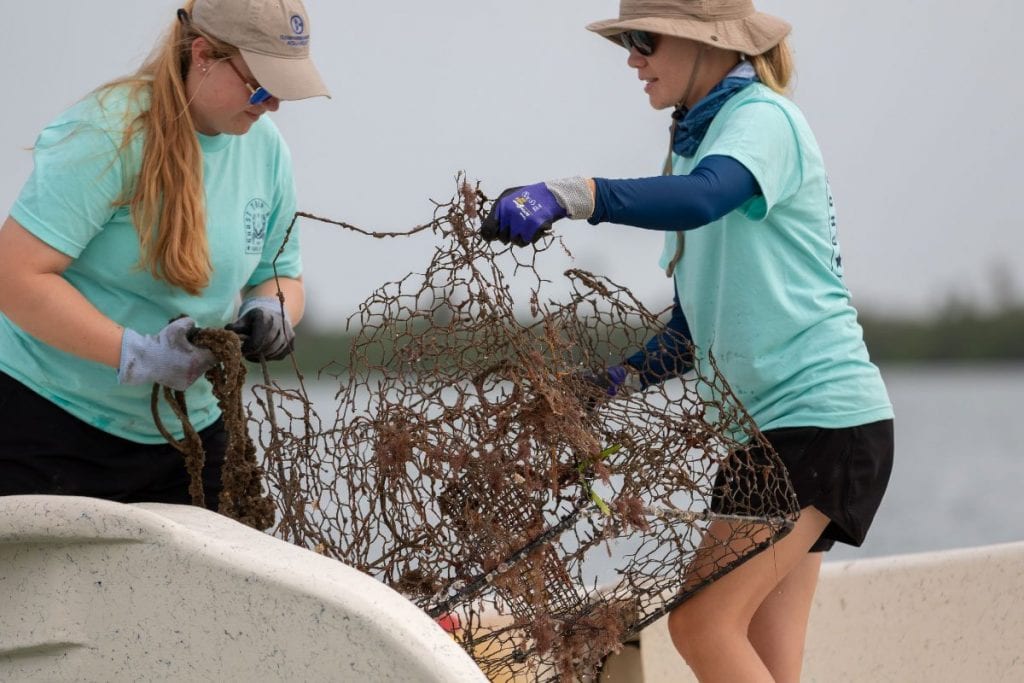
[545,176,595,220]
[225,296,294,362]
[117,317,216,391]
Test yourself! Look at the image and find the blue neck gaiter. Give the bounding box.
[672,61,758,158]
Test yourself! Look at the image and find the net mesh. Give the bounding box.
[247,176,800,681]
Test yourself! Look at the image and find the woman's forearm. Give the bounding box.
[0,271,124,368]
[588,155,760,230]
[0,217,123,368]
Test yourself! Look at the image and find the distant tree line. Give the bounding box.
[858,304,1024,363]
[288,304,1024,374]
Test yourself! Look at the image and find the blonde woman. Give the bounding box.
[480,1,894,680]
[0,0,328,508]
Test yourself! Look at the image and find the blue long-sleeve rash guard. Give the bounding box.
[589,155,760,231]
[594,155,760,385]
[625,287,694,388]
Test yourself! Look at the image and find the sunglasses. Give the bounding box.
[619,30,657,57]
[224,59,274,106]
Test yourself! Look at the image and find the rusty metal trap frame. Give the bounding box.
[251,176,800,681]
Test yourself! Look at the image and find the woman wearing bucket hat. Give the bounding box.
[0,0,329,509]
[480,0,893,680]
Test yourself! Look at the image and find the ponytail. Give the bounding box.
[749,39,794,94]
[99,0,239,295]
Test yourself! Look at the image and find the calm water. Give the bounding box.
[826,363,1024,562]
[274,364,1024,565]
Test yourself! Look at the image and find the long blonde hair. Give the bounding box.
[99,1,239,295]
[748,39,794,94]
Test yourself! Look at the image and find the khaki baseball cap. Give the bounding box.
[192,0,330,101]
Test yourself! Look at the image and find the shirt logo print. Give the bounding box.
[244,198,269,255]
[825,180,843,277]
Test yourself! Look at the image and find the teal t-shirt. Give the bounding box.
[661,83,892,433]
[2,85,301,443]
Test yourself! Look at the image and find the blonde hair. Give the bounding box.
[99,1,239,295]
[748,38,794,94]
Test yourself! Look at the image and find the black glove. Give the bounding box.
[225,297,295,361]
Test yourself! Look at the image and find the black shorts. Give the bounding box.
[712,419,894,553]
[0,370,226,509]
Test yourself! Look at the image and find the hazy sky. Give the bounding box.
[2,1,1021,327]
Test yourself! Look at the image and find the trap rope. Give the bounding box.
[152,327,274,531]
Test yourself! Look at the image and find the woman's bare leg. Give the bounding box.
[667,506,830,682]
[748,550,824,682]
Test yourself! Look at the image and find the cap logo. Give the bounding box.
[280,13,310,48]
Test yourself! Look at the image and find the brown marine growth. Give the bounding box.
[226,176,799,681]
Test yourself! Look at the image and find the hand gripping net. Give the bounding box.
[254,177,800,681]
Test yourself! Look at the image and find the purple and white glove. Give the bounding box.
[225,296,294,362]
[117,317,216,391]
[582,365,629,398]
[480,177,594,247]
[576,365,640,411]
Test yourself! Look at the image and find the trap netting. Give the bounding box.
[253,177,799,681]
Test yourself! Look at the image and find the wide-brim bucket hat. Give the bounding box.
[192,0,330,101]
[586,0,791,56]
